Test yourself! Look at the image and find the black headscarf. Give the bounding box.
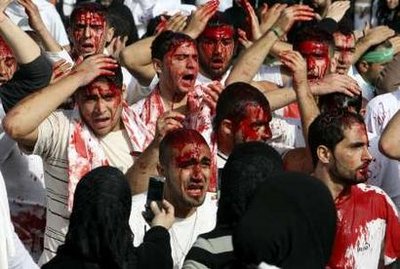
[233,172,337,269]
[43,166,135,269]
[217,142,283,227]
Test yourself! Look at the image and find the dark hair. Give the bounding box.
[200,11,237,41]
[143,15,171,38]
[308,110,365,166]
[151,31,195,61]
[319,92,362,114]
[336,17,354,36]
[70,2,107,28]
[106,3,138,46]
[377,0,400,28]
[213,82,270,131]
[217,142,283,227]
[159,128,209,166]
[292,25,334,53]
[58,166,133,269]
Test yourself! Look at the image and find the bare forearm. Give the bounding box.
[379,109,400,160]
[0,15,40,64]
[226,31,278,85]
[126,140,159,195]
[264,87,297,111]
[120,36,156,86]
[3,72,84,139]
[296,82,319,141]
[352,39,371,64]
[34,24,63,52]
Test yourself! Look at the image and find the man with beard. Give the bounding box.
[309,111,400,268]
[129,128,217,269]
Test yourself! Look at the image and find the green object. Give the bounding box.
[361,48,394,63]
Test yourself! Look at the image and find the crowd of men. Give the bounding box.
[1,0,400,268]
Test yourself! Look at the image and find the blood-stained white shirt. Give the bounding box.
[327,184,400,269]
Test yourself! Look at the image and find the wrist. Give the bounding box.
[269,25,284,39]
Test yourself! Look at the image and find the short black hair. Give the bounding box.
[106,3,138,45]
[292,25,334,53]
[70,2,107,28]
[319,92,362,114]
[151,31,195,61]
[308,110,365,167]
[213,82,270,131]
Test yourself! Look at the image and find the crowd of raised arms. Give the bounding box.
[1,0,400,268]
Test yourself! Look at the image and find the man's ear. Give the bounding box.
[220,119,233,136]
[357,60,370,75]
[157,163,165,176]
[316,145,332,165]
[153,58,163,75]
[106,27,115,43]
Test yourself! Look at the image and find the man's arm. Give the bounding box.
[3,55,117,148]
[126,111,184,195]
[226,4,314,86]
[379,109,400,160]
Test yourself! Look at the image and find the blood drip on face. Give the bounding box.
[0,37,17,83]
[235,103,272,142]
[298,40,330,80]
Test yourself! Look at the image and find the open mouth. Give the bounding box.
[186,183,204,198]
[181,74,196,86]
[93,117,110,128]
[211,58,224,68]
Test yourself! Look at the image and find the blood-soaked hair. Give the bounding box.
[77,62,123,94]
[213,82,270,132]
[151,31,195,61]
[200,11,237,41]
[292,25,334,53]
[159,128,209,166]
[70,2,107,28]
[308,110,365,167]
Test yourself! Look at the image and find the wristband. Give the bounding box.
[270,26,283,38]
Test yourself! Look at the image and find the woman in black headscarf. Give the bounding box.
[42,166,174,269]
[233,172,337,269]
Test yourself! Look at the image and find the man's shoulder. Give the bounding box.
[367,90,400,108]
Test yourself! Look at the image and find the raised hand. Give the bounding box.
[73,54,118,87]
[17,0,45,32]
[362,25,395,46]
[324,1,350,22]
[310,73,361,97]
[239,0,261,41]
[183,0,219,39]
[154,111,185,143]
[273,4,314,34]
[259,3,287,34]
[280,50,308,88]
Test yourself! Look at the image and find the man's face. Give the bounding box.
[0,40,17,85]
[198,25,235,80]
[163,141,211,208]
[329,123,372,184]
[364,61,388,86]
[333,32,356,75]
[71,10,107,57]
[76,80,123,137]
[387,0,399,9]
[233,103,272,143]
[160,41,199,95]
[298,40,331,81]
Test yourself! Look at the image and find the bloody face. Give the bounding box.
[333,33,356,75]
[159,41,199,96]
[233,103,272,143]
[0,39,17,85]
[298,40,331,81]
[163,141,211,208]
[329,123,372,185]
[198,25,235,80]
[70,9,107,58]
[76,80,123,137]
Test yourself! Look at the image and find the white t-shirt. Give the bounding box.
[31,110,137,265]
[348,65,376,101]
[129,192,217,269]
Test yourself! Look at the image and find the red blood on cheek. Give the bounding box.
[298,40,330,79]
[236,104,270,141]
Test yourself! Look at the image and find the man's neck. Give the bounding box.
[158,81,187,111]
[165,190,198,219]
[313,165,347,200]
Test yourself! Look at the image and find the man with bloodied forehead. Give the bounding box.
[196,11,237,83]
[68,2,108,60]
[293,25,336,82]
[129,128,217,269]
[3,58,155,265]
[309,111,400,268]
